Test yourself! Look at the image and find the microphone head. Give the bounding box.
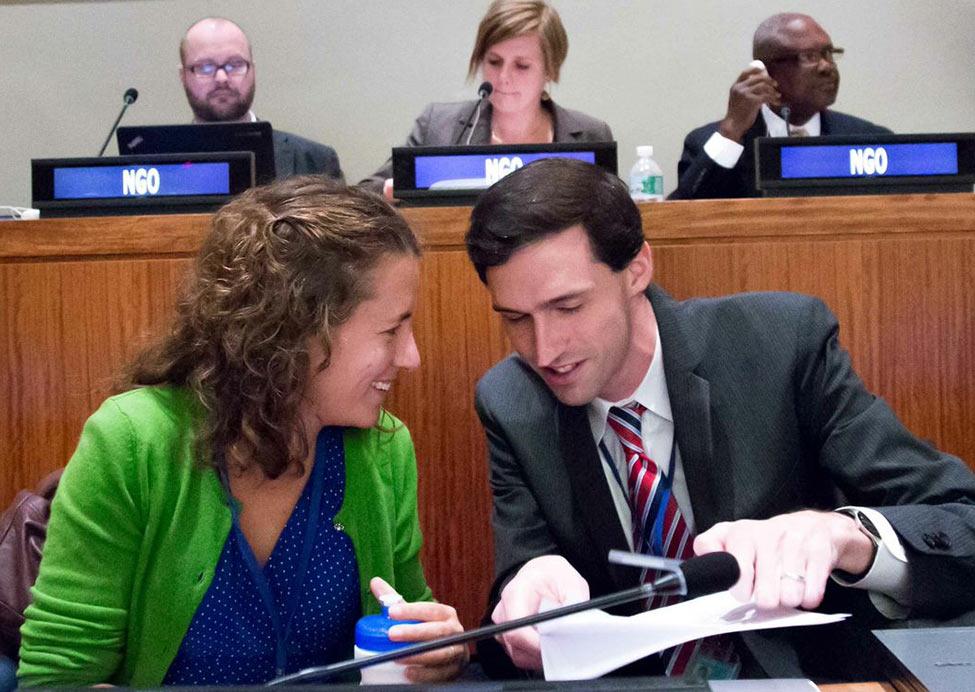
[682,552,740,598]
[478,81,493,98]
[123,87,139,105]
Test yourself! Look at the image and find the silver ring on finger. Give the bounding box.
[780,571,806,583]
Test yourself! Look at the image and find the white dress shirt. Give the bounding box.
[588,324,694,547]
[702,105,823,169]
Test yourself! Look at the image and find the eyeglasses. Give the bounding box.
[770,47,844,67]
[185,60,251,78]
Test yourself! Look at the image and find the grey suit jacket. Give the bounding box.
[358,99,613,193]
[669,109,892,200]
[474,285,975,678]
[272,129,344,183]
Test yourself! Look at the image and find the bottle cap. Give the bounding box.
[379,593,405,608]
[355,604,422,653]
[636,145,654,158]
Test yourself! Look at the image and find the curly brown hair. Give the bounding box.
[126,176,420,478]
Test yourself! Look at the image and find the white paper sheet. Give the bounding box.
[537,591,849,680]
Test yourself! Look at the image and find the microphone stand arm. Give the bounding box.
[267,580,672,686]
[97,100,133,157]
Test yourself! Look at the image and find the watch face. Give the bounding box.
[849,510,881,548]
[857,512,881,539]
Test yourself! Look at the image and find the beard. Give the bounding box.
[184,81,255,122]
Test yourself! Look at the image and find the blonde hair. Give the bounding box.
[467,0,568,82]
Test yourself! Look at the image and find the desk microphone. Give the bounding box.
[781,104,792,137]
[266,551,740,685]
[456,81,493,146]
[97,87,139,156]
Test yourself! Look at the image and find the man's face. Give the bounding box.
[485,225,654,406]
[765,17,840,119]
[180,20,256,122]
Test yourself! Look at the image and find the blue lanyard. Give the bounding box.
[647,446,677,556]
[219,431,330,677]
[600,430,679,556]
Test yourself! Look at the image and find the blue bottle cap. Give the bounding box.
[355,604,422,653]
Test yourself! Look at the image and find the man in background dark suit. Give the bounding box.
[465,158,975,680]
[670,13,890,200]
[179,17,344,182]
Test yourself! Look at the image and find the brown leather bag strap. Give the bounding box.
[0,469,63,660]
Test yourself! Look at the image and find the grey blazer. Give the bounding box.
[272,129,344,183]
[474,285,975,678]
[358,99,613,193]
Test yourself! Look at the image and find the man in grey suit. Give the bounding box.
[179,17,343,182]
[670,13,890,199]
[465,158,975,679]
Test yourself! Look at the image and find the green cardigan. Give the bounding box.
[18,387,433,687]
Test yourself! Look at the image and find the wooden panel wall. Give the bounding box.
[2,194,974,630]
[649,195,975,468]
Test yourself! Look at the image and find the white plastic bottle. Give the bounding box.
[353,595,421,685]
[629,145,664,201]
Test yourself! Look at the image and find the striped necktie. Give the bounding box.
[606,403,692,591]
[607,402,736,677]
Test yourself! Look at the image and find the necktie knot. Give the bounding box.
[607,401,647,446]
[607,403,647,461]
[623,401,647,419]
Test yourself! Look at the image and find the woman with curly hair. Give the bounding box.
[17,178,467,686]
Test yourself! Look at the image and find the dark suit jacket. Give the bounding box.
[474,286,975,679]
[669,110,892,200]
[272,129,344,183]
[358,99,613,193]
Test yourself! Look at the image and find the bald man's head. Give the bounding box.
[179,17,256,122]
[753,13,822,59]
[752,13,840,123]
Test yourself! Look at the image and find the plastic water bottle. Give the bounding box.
[353,595,421,685]
[629,145,664,201]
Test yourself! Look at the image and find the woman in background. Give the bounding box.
[18,178,467,686]
[359,0,613,196]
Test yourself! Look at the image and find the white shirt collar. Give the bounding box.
[588,323,672,440]
[761,104,822,137]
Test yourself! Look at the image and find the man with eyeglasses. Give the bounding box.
[670,13,890,200]
[179,17,343,182]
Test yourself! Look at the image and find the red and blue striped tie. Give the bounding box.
[607,402,700,676]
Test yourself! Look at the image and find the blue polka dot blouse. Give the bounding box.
[163,427,361,685]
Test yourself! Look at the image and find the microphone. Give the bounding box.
[266,552,740,685]
[653,551,739,598]
[781,104,792,137]
[455,80,493,146]
[97,87,139,157]
[476,80,493,99]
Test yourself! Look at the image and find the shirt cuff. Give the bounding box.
[703,131,745,169]
[831,506,911,619]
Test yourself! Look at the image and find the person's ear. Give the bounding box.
[625,242,654,295]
